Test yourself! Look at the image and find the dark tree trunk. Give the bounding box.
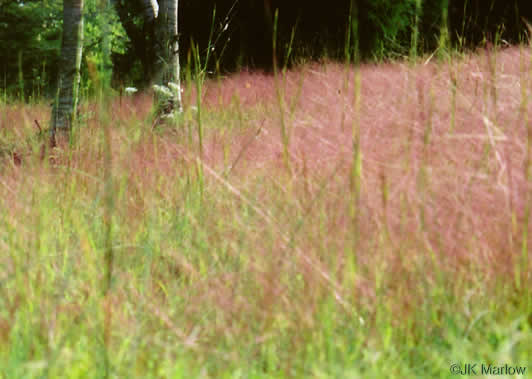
[50,0,84,138]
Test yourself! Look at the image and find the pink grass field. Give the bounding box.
[191,46,532,284]
[1,45,531,322]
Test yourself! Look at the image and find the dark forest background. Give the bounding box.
[1,0,532,99]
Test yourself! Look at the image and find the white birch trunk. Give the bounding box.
[155,0,182,115]
[139,0,159,22]
[167,0,182,112]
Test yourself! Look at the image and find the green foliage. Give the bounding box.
[0,0,62,99]
[358,0,453,60]
[0,0,128,100]
[82,0,128,96]
[366,0,418,58]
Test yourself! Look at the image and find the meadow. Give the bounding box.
[0,45,531,377]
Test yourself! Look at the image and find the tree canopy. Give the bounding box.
[1,0,531,99]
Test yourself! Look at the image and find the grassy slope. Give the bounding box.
[0,46,531,378]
